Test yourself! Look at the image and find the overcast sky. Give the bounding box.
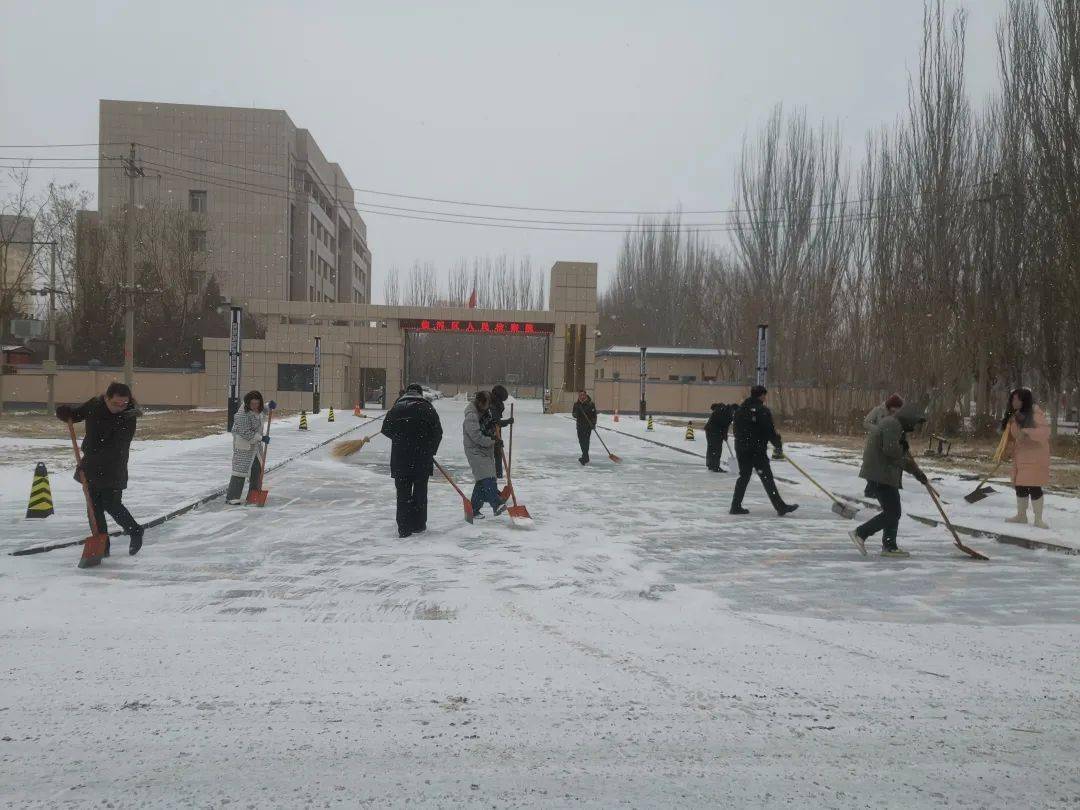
[1,0,1009,302]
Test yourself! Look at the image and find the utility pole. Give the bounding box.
[122,143,144,388]
[46,241,56,413]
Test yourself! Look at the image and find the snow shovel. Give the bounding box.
[588,416,621,463]
[908,458,989,560]
[499,405,533,528]
[781,452,860,519]
[246,401,276,507]
[964,430,1011,504]
[433,460,475,523]
[68,420,109,569]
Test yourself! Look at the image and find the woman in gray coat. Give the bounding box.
[226,390,268,504]
[463,391,506,518]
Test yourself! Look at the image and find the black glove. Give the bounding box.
[772,446,784,460]
[494,439,504,451]
[1000,408,1014,431]
[56,405,73,421]
[504,417,515,426]
[913,469,929,486]
[262,435,271,445]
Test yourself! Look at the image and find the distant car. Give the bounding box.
[421,387,442,402]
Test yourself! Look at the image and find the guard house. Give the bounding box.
[594,345,740,383]
[202,261,598,413]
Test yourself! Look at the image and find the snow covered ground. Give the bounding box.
[2,399,1078,807]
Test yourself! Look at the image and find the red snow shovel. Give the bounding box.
[246,401,276,507]
[499,405,533,527]
[68,420,108,569]
[434,459,475,523]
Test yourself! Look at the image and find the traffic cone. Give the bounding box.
[353,403,362,417]
[613,407,620,423]
[685,421,695,441]
[647,415,654,431]
[299,410,309,430]
[328,406,336,423]
[25,462,54,519]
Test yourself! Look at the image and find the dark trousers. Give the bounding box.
[731,448,785,510]
[88,487,140,535]
[856,483,901,548]
[1016,485,1043,500]
[577,427,591,458]
[471,477,502,513]
[706,435,725,470]
[226,457,263,501]
[395,476,429,532]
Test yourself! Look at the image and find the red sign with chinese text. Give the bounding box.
[400,319,555,335]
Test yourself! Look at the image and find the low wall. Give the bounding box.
[1,366,206,410]
[595,379,885,425]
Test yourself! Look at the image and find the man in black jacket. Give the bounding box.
[381,383,444,538]
[488,384,514,479]
[729,385,798,516]
[56,382,145,555]
[704,402,735,472]
[571,390,598,465]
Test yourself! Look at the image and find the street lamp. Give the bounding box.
[216,300,243,430]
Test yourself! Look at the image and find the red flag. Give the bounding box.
[467,289,477,308]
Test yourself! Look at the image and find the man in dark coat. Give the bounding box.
[55,381,145,555]
[487,384,514,479]
[849,401,928,557]
[729,385,798,516]
[704,403,735,472]
[571,390,598,465]
[381,382,443,538]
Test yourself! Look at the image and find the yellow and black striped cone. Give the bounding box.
[299,410,309,430]
[327,406,335,423]
[647,415,654,431]
[26,462,54,518]
[685,421,695,441]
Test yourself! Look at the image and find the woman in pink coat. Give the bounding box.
[1005,387,1051,529]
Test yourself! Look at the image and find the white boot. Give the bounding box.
[1032,498,1049,530]
[1005,496,1028,524]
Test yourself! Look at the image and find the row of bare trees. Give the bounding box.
[600,0,1080,435]
[384,255,550,387]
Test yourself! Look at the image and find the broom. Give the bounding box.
[781,452,860,519]
[331,413,389,458]
[587,414,621,463]
[499,404,534,528]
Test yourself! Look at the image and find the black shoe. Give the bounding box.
[473,512,486,520]
[707,466,721,472]
[729,506,750,515]
[128,527,144,556]
[777,504,799,516]
[103,537,111,558]
[398,528,413,538]
[412,526,427,534]
[579,456,589,465]
[494,501,508,517]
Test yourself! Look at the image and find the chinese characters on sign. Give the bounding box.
[400,319,555,335]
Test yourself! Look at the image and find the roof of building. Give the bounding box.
[597,345,739,358]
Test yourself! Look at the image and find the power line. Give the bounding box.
[140,159,899,235]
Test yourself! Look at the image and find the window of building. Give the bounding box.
[311,214,316,235]
[189,190,207,213]
[310,249,315,269]
[189,229,207,252]
[668,375,679,381]
[309,285,315,301]
[277,363,314,392]
[329,236,336,253]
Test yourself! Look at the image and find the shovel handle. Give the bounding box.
[433,460,469,500]
[67,420,104,537]
[783,453,845,508]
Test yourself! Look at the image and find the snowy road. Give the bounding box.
[2,398,1078,807]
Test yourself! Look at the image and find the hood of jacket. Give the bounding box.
[894,401,926,432]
